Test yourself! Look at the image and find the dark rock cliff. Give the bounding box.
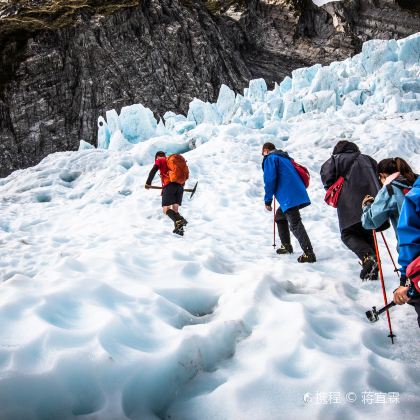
[0,0,419,177]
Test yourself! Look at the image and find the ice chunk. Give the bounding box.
[173,120,196,134]
[339,98,360,117]
[78,140,95,151]
[309,67,337,93]
[397,32,420,67]
[246,79,267,103]
[283,95,303,119]
[132,135,190,166]
[359,39,398,74]
[267,97,284,120]
[187,99,221,125]
[105,109,120,136]
[246,108,265,129]
[387,94,420,113]
[108,130,133,152]
[162,111,195,134]
[234,94,253,119]
[216,84,237,124]
[341,76,360,96]
[279,76,292,95]
[119,104,157,143]
[163,112,187,132]
[155,119,169,136]
[291,64,321,91]
[260,121,289,140]
[302,90,337,113]
[401,79,420,94]
[97,117,111,149]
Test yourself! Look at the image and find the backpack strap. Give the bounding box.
[386,184,394,196]
[390,180,412,195]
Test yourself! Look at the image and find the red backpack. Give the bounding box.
[324,176,345,208]
[292,160,310,188]
[324,158,357,208]
[407,255,420,294]
[167,154,189,185]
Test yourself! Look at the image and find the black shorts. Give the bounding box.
[162,182,184,206]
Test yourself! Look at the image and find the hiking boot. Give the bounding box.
[276,243,293,254]
[179,216,188,227]
[173,225,184,236]
[297,251,316,263]
[360,254,378,280]
[174,217,187,231]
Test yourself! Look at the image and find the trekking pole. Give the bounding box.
[380,231,400,278]
[273,199,276,250]
[372,229,396,344]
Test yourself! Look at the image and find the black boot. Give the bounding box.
[360,254,378,280]
[297,251,316,263]
[166,209,178,224]
[166,209,184,235]
[276,243,293,254]
[173,214,188,235]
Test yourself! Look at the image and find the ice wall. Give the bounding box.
[93,33,420,152]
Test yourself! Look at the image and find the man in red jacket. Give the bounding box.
[145,151,188,235]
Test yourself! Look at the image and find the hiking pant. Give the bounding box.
[340,222,375,260]
[275,207,313,252]
[408,299,420,328]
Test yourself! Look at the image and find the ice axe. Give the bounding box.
[187,181,198,199]
[146,182,198,199]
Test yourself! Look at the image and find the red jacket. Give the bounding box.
[155,157,170,187]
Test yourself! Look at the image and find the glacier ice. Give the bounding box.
[108,130,134,152]
[78,140,95,151]
[119,104,157,143]
[187,98,221,126]
[95,32,420,153]
[246,79,267,103]
[216,84,237,124]
[97,117,111,149]
[105,109,121,136]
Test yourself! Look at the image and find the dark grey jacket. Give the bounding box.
[321,149,380,231]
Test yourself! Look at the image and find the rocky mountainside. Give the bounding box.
[0,0,419,177]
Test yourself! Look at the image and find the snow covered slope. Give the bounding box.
[0,34,419,419]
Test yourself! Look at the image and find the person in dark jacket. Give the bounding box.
[395,176,420,327]
[262,142,316,263]
[320,140,381,279]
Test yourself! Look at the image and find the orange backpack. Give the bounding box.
[167,154,189,185]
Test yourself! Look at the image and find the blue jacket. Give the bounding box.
[397,177,420,277]
[361,180,407,238]
[262,150,310,212]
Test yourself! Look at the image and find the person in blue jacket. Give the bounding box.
[361,157,417,238]
[394,176,420,327]
[262,142,316,263]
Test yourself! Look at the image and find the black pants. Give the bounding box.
[408,299,420,328]
[340,222,375,260]
[275,207,313,252]
[162,182,184,206]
